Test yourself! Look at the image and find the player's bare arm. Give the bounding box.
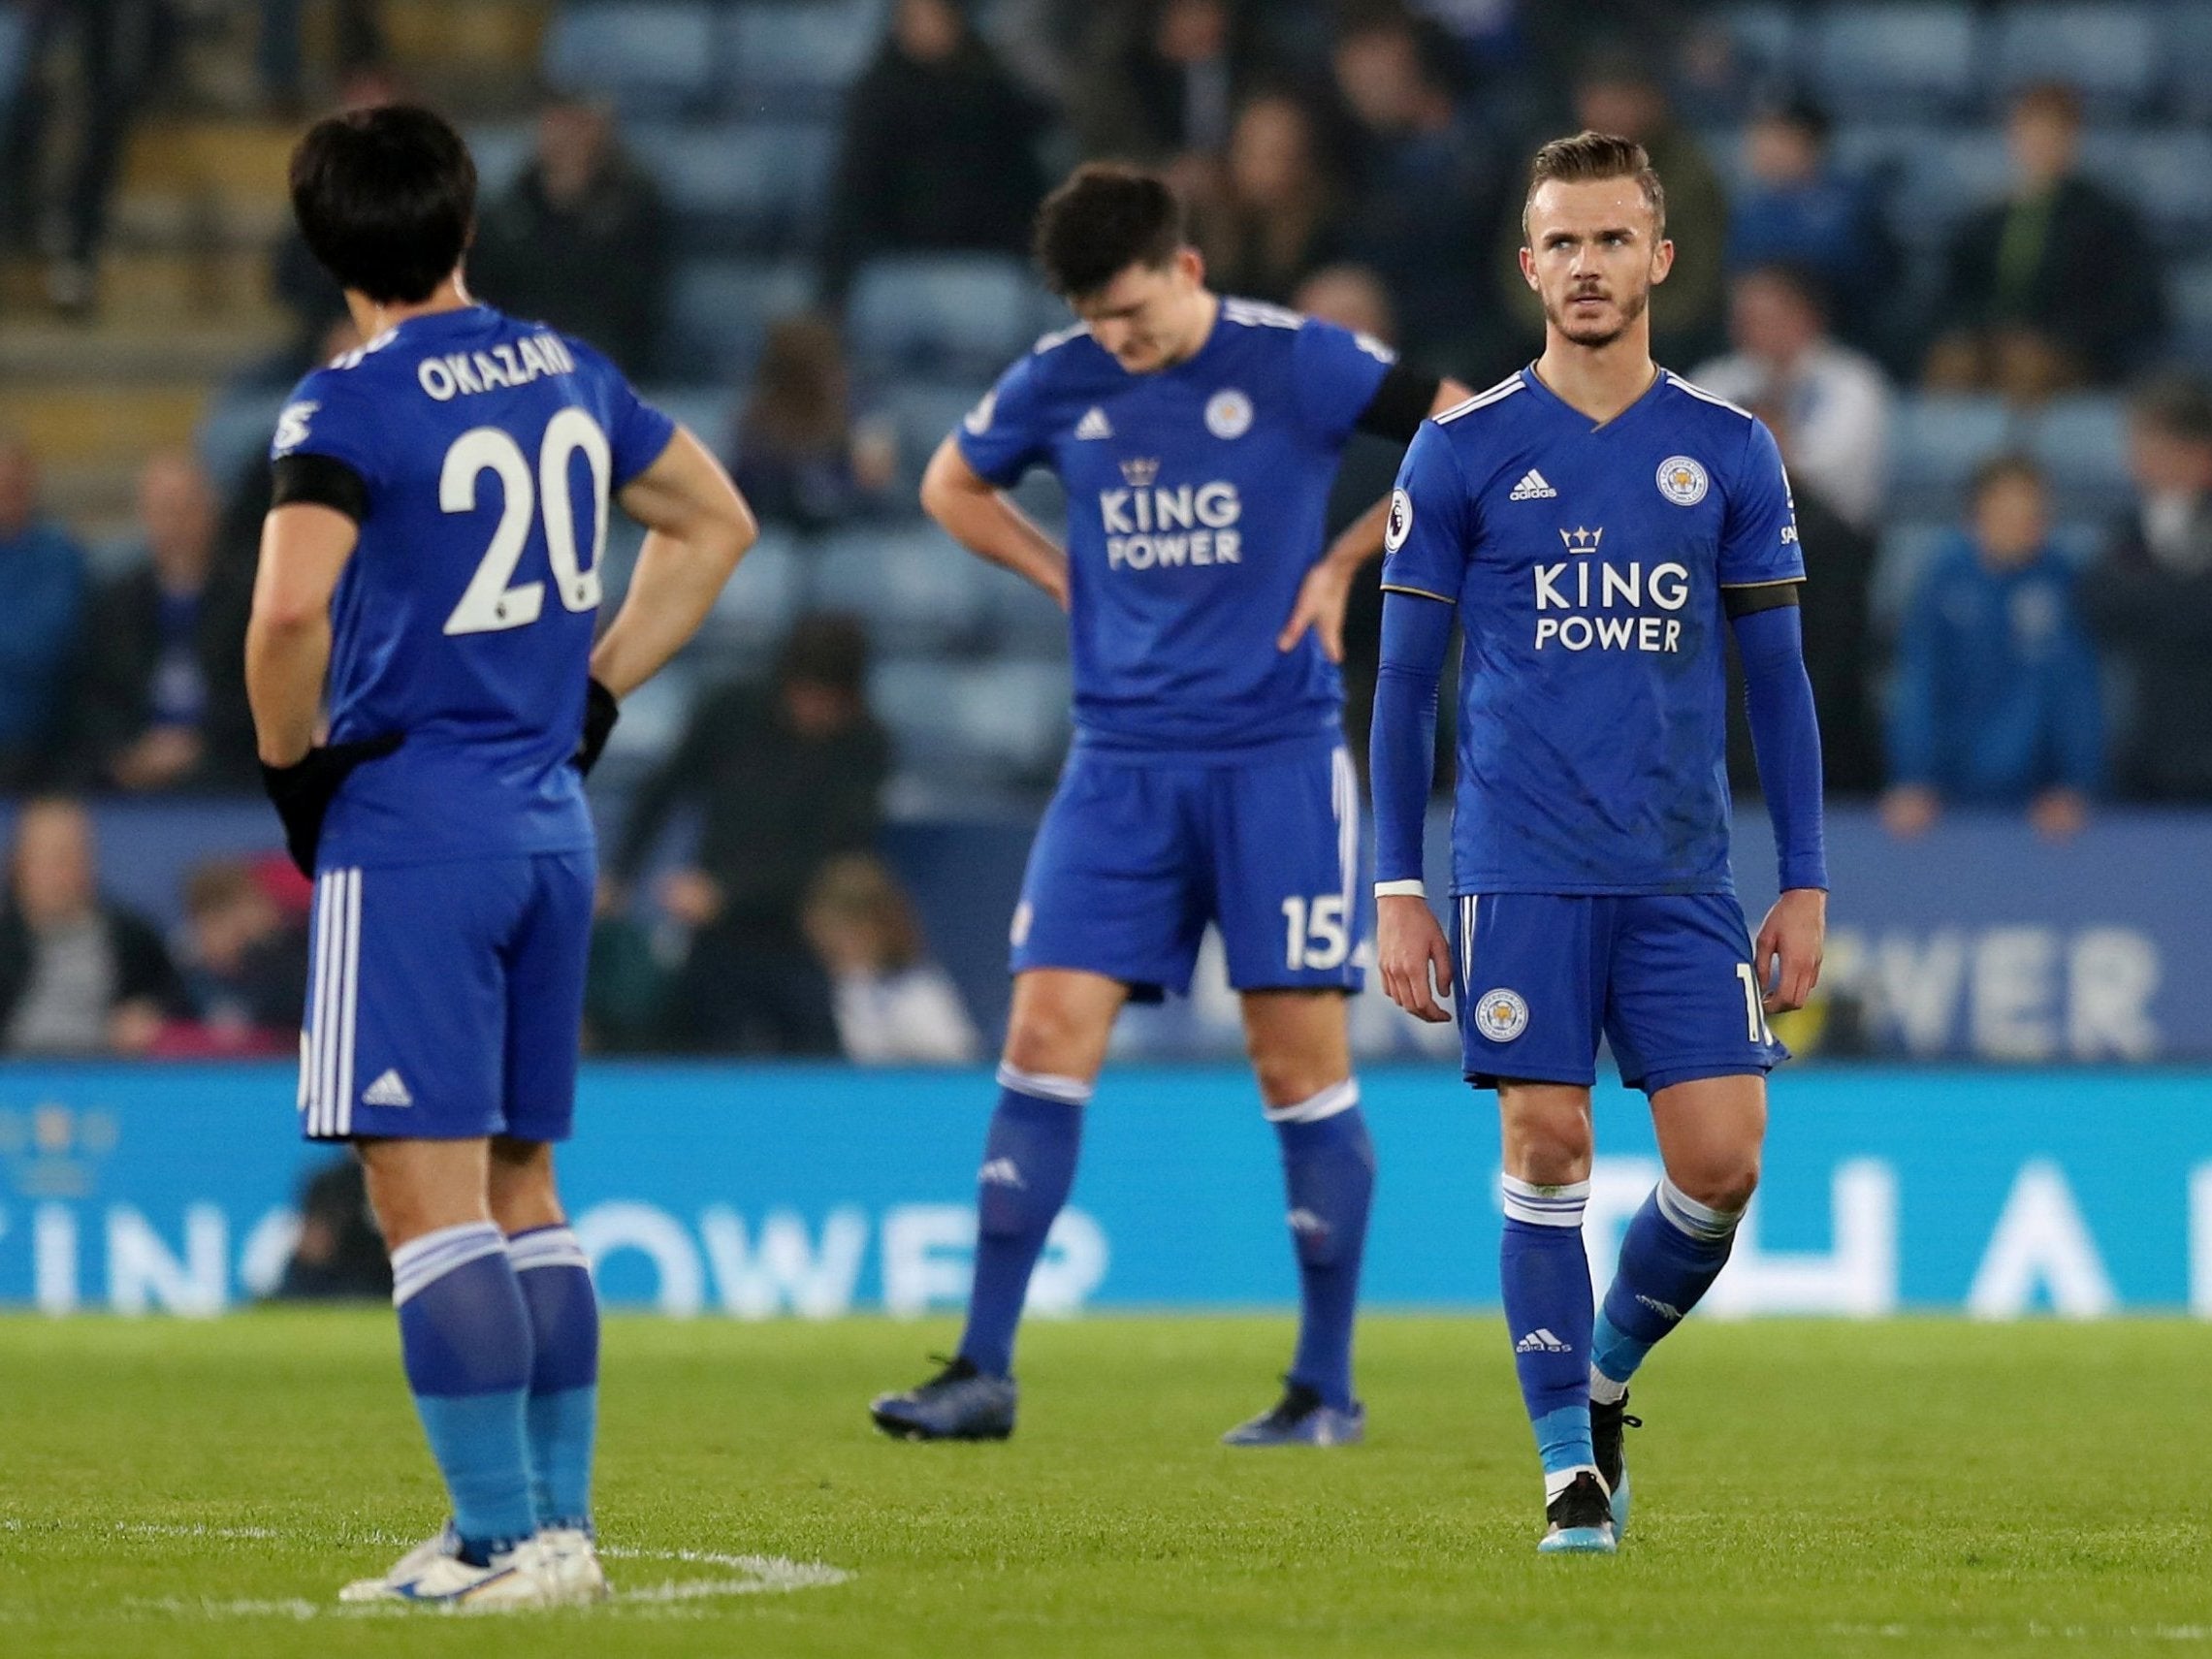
[246,501,357,765]
[589,426,755,698]
[919,436,1071,608]
[1755,887,1826,1014]
[1278,376,1474,663]
[1377,891,1454,1023]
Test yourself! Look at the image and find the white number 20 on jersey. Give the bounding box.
[440,409,610,635]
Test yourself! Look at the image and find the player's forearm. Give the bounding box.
[922,476,1068,604]
[591,522,750,698]
[1370,590,1454,885]
[1733,605,1829,891]
[244,612,331,767]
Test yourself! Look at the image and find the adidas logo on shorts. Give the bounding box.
[362,1069,414,1108]
[1508,469,1557,500]
[1515,1327,1572,1354]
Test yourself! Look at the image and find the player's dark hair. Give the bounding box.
[1522,130,1666,243]
[1971,453,2046,501]
[1032,163,1187,300]
[289,105,475,303]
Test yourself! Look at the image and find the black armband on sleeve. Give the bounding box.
[1354,362,1443,444]
[1722,580,1803,618]
[270,452,369,524]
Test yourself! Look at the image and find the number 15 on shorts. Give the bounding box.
[1282,895,1349,971]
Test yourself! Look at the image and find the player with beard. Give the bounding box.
[1368,132,1828,1552]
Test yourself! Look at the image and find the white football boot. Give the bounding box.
[538,1526,612,1604]
[338,1526,556,1608]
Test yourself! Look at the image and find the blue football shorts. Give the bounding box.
[1449,891,1787,1094]
[298,850,594,1142]
[1010,736,1364,1001]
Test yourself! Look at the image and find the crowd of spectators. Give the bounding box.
[6,1,2212,1062]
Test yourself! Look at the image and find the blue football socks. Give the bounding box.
[390,1223,537,1559]
[508,1224,599,1532]
[957,1063,1090,1379]
[1267,1081,1375,1412]
[1499,1175,1597,1498]
[1590,1177,1743,1401]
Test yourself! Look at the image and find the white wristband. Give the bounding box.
[1374,878,1427,898]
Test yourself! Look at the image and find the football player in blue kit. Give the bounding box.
[1370,133,1828,1552]
[870,164,1470,1446]
[245,107,754,1606]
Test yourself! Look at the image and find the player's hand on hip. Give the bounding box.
[1377,893,1454,1022]
[1277,558,1353,662]
[1754,887,1827,1014]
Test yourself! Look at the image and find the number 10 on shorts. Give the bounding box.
[1281,896,1349,971]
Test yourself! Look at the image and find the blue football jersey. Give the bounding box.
[272,304,675,866]
[1381,368,1804,895]
[956,298,1395,755]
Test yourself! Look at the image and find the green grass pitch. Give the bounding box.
[3,1312,2208,1657]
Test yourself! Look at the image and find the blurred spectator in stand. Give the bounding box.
[2080,373,2212,802]
[725,314,897,537]
[1494,48,1727,366]
[80,452,257,792]
[1194,91,1345,306]
[1329,9,1493,366]
[153,857,305,1057]
[1068,0,1247,171]
[1690,264,1890,533]
[268,1159,391,1300]
[802,853,981,1065]
[0,433,87,791]
[610,616,891,1054]
[1923,82,2164,402]
[1882,458,2102,841]
[821,0,1051,304]
[0,0,170,315]
[1724,99,1896,356]
[0,798,182,1056]
[467,96,670,379]
[257,0,385,115]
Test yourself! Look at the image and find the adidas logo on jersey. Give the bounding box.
[1514,1327,1572,1354]
[1508,469,1557,500]
[1074,406,1113,440]
[362,1069,414,1108]
[978,1158,1026,1190]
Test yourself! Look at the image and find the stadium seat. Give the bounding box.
[1990,5,2158,114]
[1882,130,2011,251]
[1809,5,1983,118]
[846,255,1058,379]
[1869,520,1955,629]
[2023,395,2132,515]
[1886,394,2013,515]
[639,385,738,454]
[2162,1,2212,120]
[463,122,534,197]
[2078,130,2212,251]
[700,527,803,654]
[195,388,288,488]
[1720,3,1800,79]
[721,0,889,115]
[879,380,989,494]
[627,122,839,254]
[814,523,996,651]
[872,657,1071,782]
[542,3,718,115]
[2169,257,2212,367]
[0,6,27,132]
[660,258,815,384]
